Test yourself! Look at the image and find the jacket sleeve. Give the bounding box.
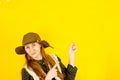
[22,68,34,80]
[57,56,78,80]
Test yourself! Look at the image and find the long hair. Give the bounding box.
[25,46,64,80]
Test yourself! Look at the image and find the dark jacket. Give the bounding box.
[22,56,77,80]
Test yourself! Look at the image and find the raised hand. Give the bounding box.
[69,43,77,55]
[68,43,78,67]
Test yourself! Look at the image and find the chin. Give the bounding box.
[30,54,36,59]
[33,55,40,59]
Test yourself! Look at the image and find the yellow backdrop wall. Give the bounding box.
[0,0,120,80]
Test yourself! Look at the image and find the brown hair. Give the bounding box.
[25,46,64,80]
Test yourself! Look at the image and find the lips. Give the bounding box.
[31,52,36,55]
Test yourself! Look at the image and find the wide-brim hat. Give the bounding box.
[15,32,53,55]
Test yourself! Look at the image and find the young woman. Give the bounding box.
[15,32,78,80]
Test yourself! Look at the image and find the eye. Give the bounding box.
[32,43,36,46]
[25,46,30,49]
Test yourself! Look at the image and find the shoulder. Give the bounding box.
[21,66,28,74]
[21,65,35,79]
[21,65,30,75]
[49,54,61,61]
[21,67,34,80]
[21,67,29,77]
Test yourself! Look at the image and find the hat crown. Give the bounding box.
[22,32,41,45]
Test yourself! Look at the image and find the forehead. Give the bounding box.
[24,42,40,46]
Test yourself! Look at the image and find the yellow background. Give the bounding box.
[0,0,120,80]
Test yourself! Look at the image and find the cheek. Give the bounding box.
[35,47,40,51]
[35,45,41,52]
[25,49,30,54]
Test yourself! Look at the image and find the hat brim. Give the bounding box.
[40,40,53,48]
[15,40,53,55]
[15,46,26,55]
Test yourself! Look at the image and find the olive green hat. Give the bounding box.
[15,32,53,54]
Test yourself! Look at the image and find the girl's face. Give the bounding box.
[24,42,42,60]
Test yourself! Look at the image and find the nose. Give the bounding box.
[30,46,35,53]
